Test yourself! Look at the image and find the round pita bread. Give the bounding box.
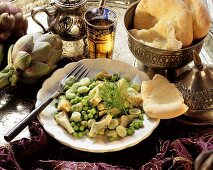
[141,74,188,119]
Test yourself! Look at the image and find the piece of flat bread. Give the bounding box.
[182,0,211,39]
[132,0,211,50]
[133,0,193,48]
[129,20,183,50]
[141,74,188,119]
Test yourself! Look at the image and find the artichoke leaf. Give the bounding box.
[48,48,62,65]
[12,51,31,70]
[55,111,74,134]
[36,33,57,45]
[0,13,15,30]
[22,61,51,78]
[13,13,28,36]
[0,1,28,42]
[32,32,43,41]
[31,42,52,63]
[13,13,24,29]
[0,3,8,14]
[0,31,11,41]
[12,34,34,55]
[36,33,63,49]
[89,114,112,138]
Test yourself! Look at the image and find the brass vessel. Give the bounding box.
[124,1,205,69]
[175,51,213,125]
[31,0,87,41]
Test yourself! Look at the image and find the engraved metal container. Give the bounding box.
[175,51,213,125]
[31,0,87,41]
[124,1,206,69]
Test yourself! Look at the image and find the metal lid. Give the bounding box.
[175,50,213,125]
[49,0,87,9]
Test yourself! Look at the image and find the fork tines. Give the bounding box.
[64,62,91,82]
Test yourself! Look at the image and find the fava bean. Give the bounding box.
[79,77,90,86]
[71,103,83,112]
[77,86,90,94]
[71,112,81,122]
[116,125,127,137]
[108,119,119,129]
[130,83,140,92]
[65,90,76,100]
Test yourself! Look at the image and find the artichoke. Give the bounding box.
[0,1,28,42]
[0,32,63,88]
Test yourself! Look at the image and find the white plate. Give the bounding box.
[36,58,160,153]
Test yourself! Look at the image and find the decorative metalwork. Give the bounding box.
[128,35,205,69]
[175,81,213,109]
[125,1,206,69]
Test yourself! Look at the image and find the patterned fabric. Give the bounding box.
[0,120,212,170]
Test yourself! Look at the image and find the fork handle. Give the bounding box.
[4,91,60,142]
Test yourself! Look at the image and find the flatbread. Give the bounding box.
[141,74,188,119]
[133,0,193,49]
[131,0,211,50]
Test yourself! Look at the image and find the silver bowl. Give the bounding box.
[124,2,206,69]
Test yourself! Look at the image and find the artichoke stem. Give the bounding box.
[7,44,14,65]
[0,64,18,88]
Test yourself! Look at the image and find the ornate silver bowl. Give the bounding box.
[124,1,206,69]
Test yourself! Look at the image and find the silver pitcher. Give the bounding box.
[31,0,87,41]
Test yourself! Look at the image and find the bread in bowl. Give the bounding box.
[131,0,211,50]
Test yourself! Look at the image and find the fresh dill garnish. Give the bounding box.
[99,80,127,111]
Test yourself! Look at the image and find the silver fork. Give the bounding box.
[4,62,91,142]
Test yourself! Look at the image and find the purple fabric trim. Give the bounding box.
[0,120,212,170]
[141,128,213,170]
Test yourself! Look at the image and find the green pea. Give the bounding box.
[138,120,143,127]
[79,125,85,131]
[78,132,83,138]
[134,123,140,129]
[111,73,120,82]
[83,96,89,100]
[89,82,97,89]
[82,99,88,106]
[54,102,58,108]
[70,99,75,104]
[72,132,78,137]
[73,98,78,104]
[70,121,75,127]
[129,126,135,132]
[90,108,96,114]
[127,129,133,136]
[88,113,93,119]
[82,110,86,115]
[83,106,88,111]
[63,85,70,91]
[139,114,144,120]
[84,115,88,121]
[73,125,79,131]
[94,114,99,120]
[108,136,115,142]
